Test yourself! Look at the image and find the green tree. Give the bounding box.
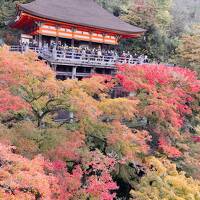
[176,25,200,76]
[0,0,32,44]
[95,0,130,16]
[120,0,177,62]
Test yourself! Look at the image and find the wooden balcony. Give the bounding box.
[10,45,147,79]
[10,45,140,69]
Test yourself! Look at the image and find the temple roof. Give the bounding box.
[18,0,145,35]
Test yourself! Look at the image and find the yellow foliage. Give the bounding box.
[78,76,113,98]
[99,98,138,120]
[69,88,102,121]
[130,157,200,200]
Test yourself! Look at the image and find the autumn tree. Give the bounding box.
[0,142,61,199]
[0,0,33,44]
[120,0,177,62]
[116,64,200,158]
[0,140,118,200]
[50,150,118,200]
[177,25,200,76]
[172,0,200,36]
[130,156,200,200]
[0,47,71,127]
[95,0,130,16]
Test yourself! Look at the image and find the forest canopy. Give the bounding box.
[0,47,199,199]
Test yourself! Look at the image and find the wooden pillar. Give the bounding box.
[71,39,75,47]
[89,31,92,48]
[52,64,57,72]
[56,25,59,45]
[102,33,106,47]
[115,35,121,45]
[89,41,92,48]
[71,27,76,47]
[38,34,42,48]
[72,66,77,79]
[56,36,59,45]
[36,21,43,48]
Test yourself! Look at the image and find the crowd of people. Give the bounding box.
[23,40,149,64]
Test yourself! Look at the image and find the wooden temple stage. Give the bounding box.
[10,0,145,80]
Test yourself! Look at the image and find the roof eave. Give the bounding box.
[18,5,146,36]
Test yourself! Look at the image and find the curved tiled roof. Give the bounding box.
[18,0,145,34]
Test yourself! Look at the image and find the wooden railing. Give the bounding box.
[10,45,40,53]
[10,45,141,67]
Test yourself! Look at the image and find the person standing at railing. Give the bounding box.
[121,51,127,64]
[128,54,133,64]
[52,45,57,60]
[81,48,86,61]
[97,48,102,62]
[71,47,75,60]
[50,41,56,50]
[88,48,93,61]
[126,51,131,63]
[21,42,25,53]
[144,55,148,63]
[33,39,38,47]
[57,41,62,50]
[43,42,49,53]
[138,54,145,64]
[114,51,119,62]
[25,42,29,52]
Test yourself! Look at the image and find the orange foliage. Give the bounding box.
[0,90,28,113]
[0,142,59,200]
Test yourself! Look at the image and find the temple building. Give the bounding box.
[10,0,145,79]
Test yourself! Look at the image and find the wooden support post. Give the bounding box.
[102,33,106,45]
[115,35,121,45]
[89,41,92,48]
[71,27,76,47]
[89,31,92,46]
[56,36,59,45]
[56,25,59,45]
[38,34,42,48]
[36,21,43,48]
[72,66,77,79]
[52,64,57,72]
[71,39,75,47]
[91,67,96,74]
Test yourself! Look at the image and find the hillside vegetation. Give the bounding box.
[0,47,199,199]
